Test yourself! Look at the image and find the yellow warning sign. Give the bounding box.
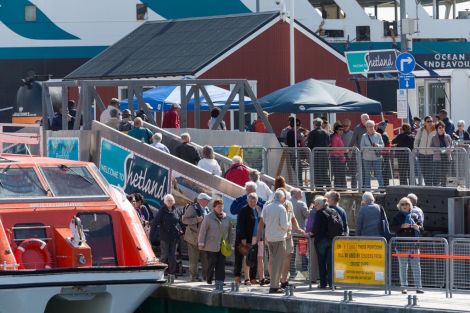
[333,239,386,286]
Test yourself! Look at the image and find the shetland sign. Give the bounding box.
[345,50,398,74]
[47,137,79,161]
[99,138,169,208]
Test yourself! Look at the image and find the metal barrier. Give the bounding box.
[213,146,267,173]
[311,147,361,191]
[388,237,449,296]
[449,237,470,297]
[332,236,388,293]
[412,147,469,188]
[265,147,311,188]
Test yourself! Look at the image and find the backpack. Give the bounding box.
[323,208,344,239]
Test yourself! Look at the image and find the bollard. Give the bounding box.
[167,274,174,285]
[235,283,240,292]
[289,285,294,296]
[284,287,290,296]
[407,295,412,306]
[348,291,353,301]
[343,290,348,301]
[231,282,235,292]
[412,295,418,306]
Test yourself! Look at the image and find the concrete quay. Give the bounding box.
[152,280,470,313]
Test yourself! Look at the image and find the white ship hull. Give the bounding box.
[0,267,165,313]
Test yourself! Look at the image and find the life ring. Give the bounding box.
[14,238,52,270]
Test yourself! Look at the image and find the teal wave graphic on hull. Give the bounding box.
[143,0,251,19]
[0,0,79,40]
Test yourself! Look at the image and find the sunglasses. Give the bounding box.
[425,120,432,123]
[400,203,410,206]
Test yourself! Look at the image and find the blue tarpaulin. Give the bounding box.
[258,79,382,114]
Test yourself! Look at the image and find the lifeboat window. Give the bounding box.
[0,166,47,198]
[76,213,117,266]
[13,223,48,244]
[41,166,106,197]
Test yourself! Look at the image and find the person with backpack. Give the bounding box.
[311,195,343,289]
[325,191,348,236]
[356,192,382,236]
[182,193,212,282]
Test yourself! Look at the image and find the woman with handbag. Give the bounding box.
[390,197,424,294]
[198,199,233,285]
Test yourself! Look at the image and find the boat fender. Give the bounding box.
[14,238,52,270]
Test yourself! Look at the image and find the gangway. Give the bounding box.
[141,122,277,190]
[91,121,246,212]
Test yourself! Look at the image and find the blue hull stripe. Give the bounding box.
[0,46,107,60]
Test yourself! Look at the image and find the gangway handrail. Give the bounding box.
[142,122,285,191]
[91,121,246,200]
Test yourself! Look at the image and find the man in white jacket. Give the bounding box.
[258,189,289,293]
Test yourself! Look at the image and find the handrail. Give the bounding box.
[143,122,282,190]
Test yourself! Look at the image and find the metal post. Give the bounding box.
[446,240,450,298]
[180,83,187,128]
[465,149,470,188]
[308,237,313,290]
[400,0,408,51]
[449,240,454,298]
[409,149,416,186]
[194,86,201,129]
[238,83,245,131]
[61,86,68,131]
[357,148,363,192]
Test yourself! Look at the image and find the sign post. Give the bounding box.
[395,52,416,122]
[333,237,388,293]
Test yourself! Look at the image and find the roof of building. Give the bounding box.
[66,12,279,80]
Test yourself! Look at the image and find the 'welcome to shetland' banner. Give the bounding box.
[99,138,169,208]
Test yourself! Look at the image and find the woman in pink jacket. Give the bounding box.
[330,122,347,189]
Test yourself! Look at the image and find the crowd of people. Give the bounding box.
[57,98,440,294]
[280,109,467,189]
[128,179,424,294]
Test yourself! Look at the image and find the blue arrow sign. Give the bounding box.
[399,74,415,89]
[396,52,416,74]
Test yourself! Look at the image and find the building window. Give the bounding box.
[136,4,148,21]
[356,26,371,41]
[25,4,37,22]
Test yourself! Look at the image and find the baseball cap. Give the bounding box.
[197,193,212,201]
[110,98,119,105]
[172,103,181,109]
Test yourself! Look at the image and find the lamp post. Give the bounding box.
[277,0,299,186]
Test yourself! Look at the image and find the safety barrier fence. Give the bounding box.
[250,146,470,190]
[388,237,449,296]
[265,147,311,189]
[449,237,470,297]
[182,236,470,298]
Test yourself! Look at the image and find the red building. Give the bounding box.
[67,12,368,134]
